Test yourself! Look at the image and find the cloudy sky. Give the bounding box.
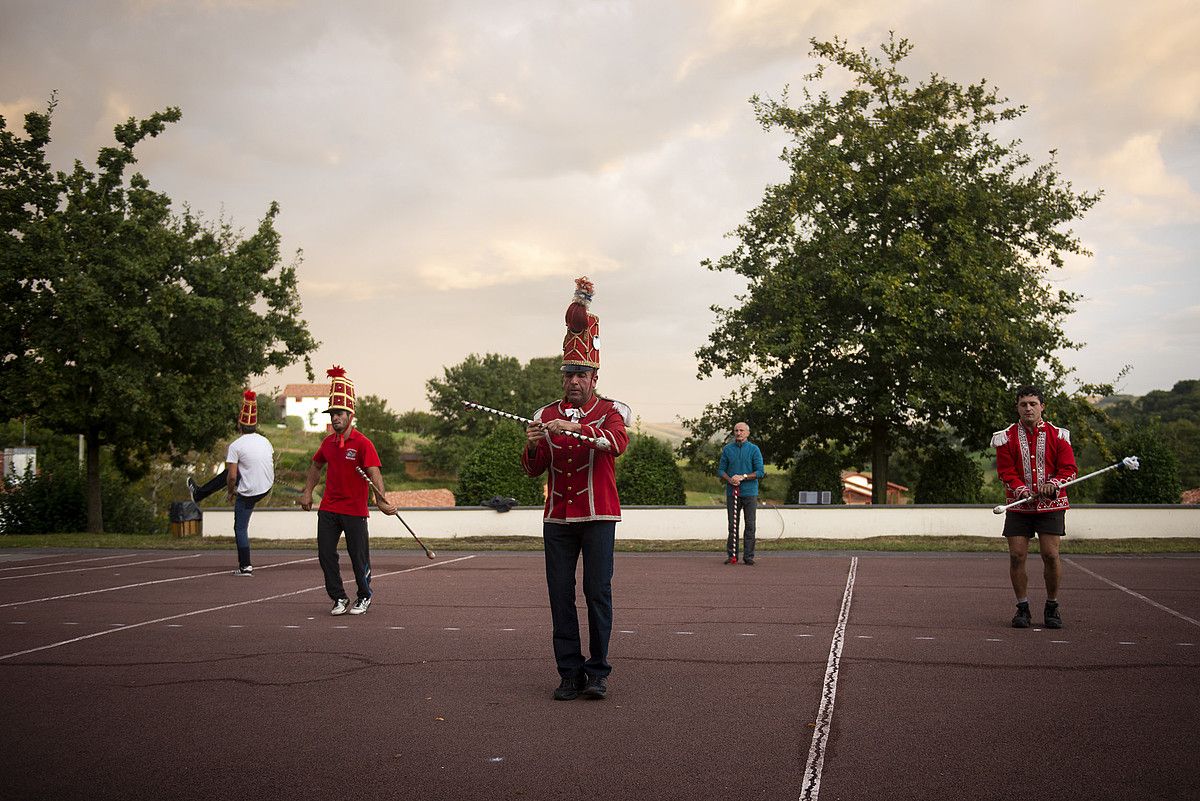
[3,0,1198,424]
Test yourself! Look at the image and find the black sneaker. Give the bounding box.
[581,674,607,700]
[724,556,738,565]
[743,557,755,566]
[1044,601,1063,629]
[552,673,586,701]
[1011,601,1032,629]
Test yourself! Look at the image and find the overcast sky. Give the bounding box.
[3,0,1198,424]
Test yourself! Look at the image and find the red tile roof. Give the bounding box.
[281,383,331,398]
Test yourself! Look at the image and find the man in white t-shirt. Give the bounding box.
[188,391,274,575]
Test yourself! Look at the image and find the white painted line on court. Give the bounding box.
[915,636,935,640]
[0,557,318,608]
[1118,641,1136,646]
[0,553,135,572]
[0,555,477,662]
[1065,557,1200,629]
[800,556,858,801]
[0,553,203,581]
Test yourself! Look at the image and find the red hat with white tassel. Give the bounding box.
[561,277,600,373]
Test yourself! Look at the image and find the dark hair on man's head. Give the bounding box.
[239,423,258,434]
[1015,385,1044,404]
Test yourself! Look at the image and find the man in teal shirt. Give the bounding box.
[718,422,765,565]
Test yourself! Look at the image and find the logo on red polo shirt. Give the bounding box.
[345,449,358,460]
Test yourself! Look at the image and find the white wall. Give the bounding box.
[200,505,1199,541]
[283,397,328,433]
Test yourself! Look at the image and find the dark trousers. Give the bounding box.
[193,468,228,503]
[543,520,615,680]
[317,510,372,601]
[726,494,757,559]
[232,492,267,568]
[195,467,265,568]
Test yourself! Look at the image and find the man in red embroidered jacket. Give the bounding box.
[522,277,630,702]
[992,384,1077,630]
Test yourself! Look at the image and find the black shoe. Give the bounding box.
[724,556,737,565]
[1044,601,1063,629]
[1011,601,1032,629]
[552,673,586,701]
[743,557,755,566]
[187,477,198,503]
[581,674,607,700]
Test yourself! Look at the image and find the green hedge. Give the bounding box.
[616,433,686,505]
[0,467,159,534]
[455,426,545,507]
[785,448,845,505]
[913,444,984,503]
[1099,427,1183,503]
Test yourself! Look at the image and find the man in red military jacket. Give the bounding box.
[992,384,1078,630]
[522,277,630,701]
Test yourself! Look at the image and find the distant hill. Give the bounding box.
[630,421,688,446]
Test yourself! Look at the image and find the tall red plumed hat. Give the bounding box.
[561,277,600,372]
[238,390,258,427]
[324,365,356,413]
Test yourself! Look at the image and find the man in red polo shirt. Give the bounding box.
[300,366,396,616]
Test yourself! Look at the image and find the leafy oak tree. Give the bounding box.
[422,353,563,474]
[1,99,317,532]
[687,35,1105,502]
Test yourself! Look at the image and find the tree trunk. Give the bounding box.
[871,419,890,505]
[85,428,103,534]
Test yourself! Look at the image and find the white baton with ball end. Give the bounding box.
[992,456,1140,514]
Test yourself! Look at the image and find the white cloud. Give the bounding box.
[418,239,621,290]
[1096,132,1200,223]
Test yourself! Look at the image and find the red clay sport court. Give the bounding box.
[1,548,1197,801]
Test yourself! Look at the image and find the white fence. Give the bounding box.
[200,505,1199,541]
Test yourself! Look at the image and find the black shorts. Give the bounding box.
[1003,509,1066,538]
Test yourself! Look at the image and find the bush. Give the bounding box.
[455,426,545,507]
[913,444,984,503]
[785,448,845,505]
[0,466,160,534]
[617,433,686,505]
[1098,427,1183,503]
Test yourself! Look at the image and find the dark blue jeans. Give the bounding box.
[233,491,267,567]
[726,494,757,559]
[543,520,615,680]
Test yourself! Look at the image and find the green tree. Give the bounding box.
[455,425,544,507]
[617,432,686,505]
[913,443,984,503]
[1098,427,1182,504]
[422,353,563,474]
[356,394,402,433]
[1,100,317,531]
[687,35,1104,503]
[785,447,846,505]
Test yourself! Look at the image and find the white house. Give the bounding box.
[278,383,332,433]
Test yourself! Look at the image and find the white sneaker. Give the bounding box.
[234,566,253,576]
[349,597,372,615]
[330,598,350,616]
